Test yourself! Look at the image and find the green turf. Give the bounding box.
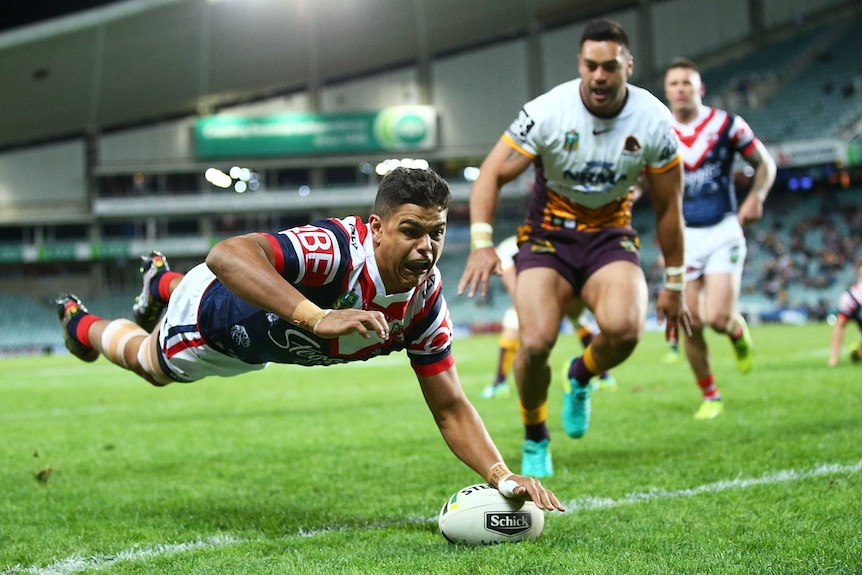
[1,323,860,574]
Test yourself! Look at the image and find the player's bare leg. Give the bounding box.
[513,267,571,477]
[561,261,646,438]
[704,271,752,373]
[685,275,723,419]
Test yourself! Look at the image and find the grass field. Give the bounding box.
[1,322,860,574]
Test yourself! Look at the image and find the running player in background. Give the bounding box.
[459,19,690,478]
[828,257,862,367]
[664,57,776,420]
[54,167,564,510]
[480,235,616,399]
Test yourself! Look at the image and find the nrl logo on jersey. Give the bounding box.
[564,129,579,151]
[334,290,359,309]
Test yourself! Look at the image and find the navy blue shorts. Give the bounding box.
[514,226,641,296]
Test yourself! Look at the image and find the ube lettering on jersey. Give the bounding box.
[502,79,680,231]
[195,216,454,376]
[672,106,758,227]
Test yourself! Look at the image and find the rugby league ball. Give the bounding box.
[438,483,544,545]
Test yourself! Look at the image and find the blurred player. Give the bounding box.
[828,257,862,367]
[54,167,564,511]
[480,235,616,399]
[664,57,776,419]
[459,19,689,477]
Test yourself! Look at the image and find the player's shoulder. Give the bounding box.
[528,79,581,108]
[626,84,673,118]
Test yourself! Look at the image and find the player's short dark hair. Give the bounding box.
[580,18,630,50]
[666,57,699,73]
[373,167,451,218]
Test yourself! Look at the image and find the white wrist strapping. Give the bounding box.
[497,474,518,498]
[470,222,494,250]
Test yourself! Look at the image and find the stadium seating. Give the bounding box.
[699,14,862,142]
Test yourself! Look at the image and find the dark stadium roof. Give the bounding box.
[0,0,632,152]
[0,1,122,33]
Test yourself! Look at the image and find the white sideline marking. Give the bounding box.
[5,461,860,575]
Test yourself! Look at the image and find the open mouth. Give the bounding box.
[405,260,432,276]
[591,87,609,102]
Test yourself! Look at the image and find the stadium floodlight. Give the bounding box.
[205,168,232,188]
[464,166,480,182]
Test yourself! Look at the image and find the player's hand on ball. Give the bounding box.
[501,474,566,512]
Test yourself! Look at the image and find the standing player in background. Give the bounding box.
[54,167,564,511]
[459,19,690,478]
[664,57,776,419]
[480,235,616,400]
[828,257,862,367]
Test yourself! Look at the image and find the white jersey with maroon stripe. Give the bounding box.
[502,79,680,230]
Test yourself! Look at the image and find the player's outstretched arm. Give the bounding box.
[458,139,533,299]
[418,366,565,511]
[206,234,388,339]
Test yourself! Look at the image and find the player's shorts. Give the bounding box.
[514,225,641,295]
[155,263,268,383]
[684,214,747,281]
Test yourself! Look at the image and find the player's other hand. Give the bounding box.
[457,247,502,298]
[656,288,691,339]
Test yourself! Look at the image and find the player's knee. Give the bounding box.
[598,324,640,354]
[518,330,556,362]
[707,311,732,334]
[101,319,147,369]
[136,330,174,386]
[615,330,640,355]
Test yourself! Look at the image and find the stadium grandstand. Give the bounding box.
[0,0,860,354]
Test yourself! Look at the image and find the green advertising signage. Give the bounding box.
[195,105,437,158]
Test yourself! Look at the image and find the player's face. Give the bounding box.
[370,203,447,293]
[578,40,633,118]
[664,66,704,118]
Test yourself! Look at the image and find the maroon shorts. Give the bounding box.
[514,226,641,296]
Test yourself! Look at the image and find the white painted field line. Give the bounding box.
[5,460,860,575]
[4,535,245,575]
[562,459,862,512]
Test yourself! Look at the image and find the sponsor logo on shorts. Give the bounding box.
[530,239,556,254]
[730,245,741,264]
[619,238,639,253]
